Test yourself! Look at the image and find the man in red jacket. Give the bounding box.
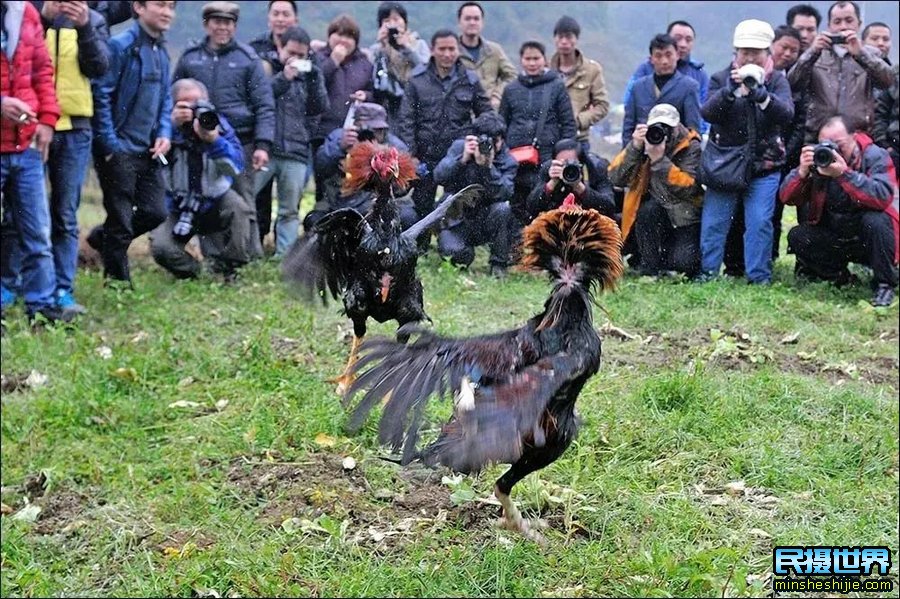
[780,115,898,307]
[0,0,64,326]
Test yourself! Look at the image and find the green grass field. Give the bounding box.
[1,196,898,597]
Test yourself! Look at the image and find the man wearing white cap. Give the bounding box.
[698,19,794,285]
[788,0,894,142]
[609,103,704,278]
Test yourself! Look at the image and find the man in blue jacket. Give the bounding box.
[623,20,709,135]
[88,0,174,287]
[622,33,702,147]
[150,79,255,282]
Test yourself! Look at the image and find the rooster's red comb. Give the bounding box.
[561,193,578,210]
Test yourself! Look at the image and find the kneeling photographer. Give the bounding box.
[150,79,256,282]
[309,102,415,229]
[525,138,615,222]
[433,112,517,277]
[609,103,703,278]
[780,115,898,307]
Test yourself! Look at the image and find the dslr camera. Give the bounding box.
[476,134,494,156]
[813,140,840,169]
[645,122,671,145]
[192,100,220,132]
[561,160,583,185]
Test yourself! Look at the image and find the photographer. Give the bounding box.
[525,138,615,222]
[253,26,329,258]
[434,112,517,277]
[609,104,703,278]
[367,2,430,125]
[698,20,794,286]
[780,115,898,307]
[308,102,415,229]
[787,1,893,142]
[149,79,255,282]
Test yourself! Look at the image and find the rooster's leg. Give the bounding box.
[332,335,363,395]
[494,485,547,546]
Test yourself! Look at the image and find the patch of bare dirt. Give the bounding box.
[220,451,511,550]
[32,488,93,535]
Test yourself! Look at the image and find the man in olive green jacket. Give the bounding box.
[549,16,609,151]
[456,2,516,109]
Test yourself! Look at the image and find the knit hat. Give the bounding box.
[733,19,775,49]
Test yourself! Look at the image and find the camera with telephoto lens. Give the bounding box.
[742,75,759,90]
[561,160,583,185]
[476,134,494,156]
[387,26,401,49]
[645,122,671,145]
[813,140,840,169]
[172,193,201,239]
[192,100,220,131]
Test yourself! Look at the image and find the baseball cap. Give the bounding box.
[203,1,240,22]
[647,103,680,127]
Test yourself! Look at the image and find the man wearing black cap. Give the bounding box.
[173,2,274,203]
[173,1,274,261]
[550,16,609,154]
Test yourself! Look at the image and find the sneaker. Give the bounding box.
[27,305,77,328]
[871,284,896,307]
[1,286,16,309]
[693,271,719,283]
[55,290,87,316]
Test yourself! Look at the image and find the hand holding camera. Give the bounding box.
[799,141,847,178]
[733,64,765,98]
[631,123,648,150]
[284,57,313,80]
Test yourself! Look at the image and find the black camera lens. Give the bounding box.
[813,142,838,169]
[742,76,759,90]
[645,123,670,145]
[561,160,583,185]
[387,27,401,48]
[192,101,220,131]
[477,134,493,156]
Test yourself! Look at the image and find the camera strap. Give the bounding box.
[170,144,204,209]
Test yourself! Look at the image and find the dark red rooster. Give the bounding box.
[343,195,624,542]
[282,142,481,393]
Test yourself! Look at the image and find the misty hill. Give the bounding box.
[123,0,899,105]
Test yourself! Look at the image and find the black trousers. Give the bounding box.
[633,196,700,277]
[787,211,899,287]
[150,189,254,278]
[437,202,512,268]
[93,152,167,281]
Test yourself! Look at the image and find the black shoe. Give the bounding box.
[86,225,105,252]
[871,284,896,307]
[27,306,76,328]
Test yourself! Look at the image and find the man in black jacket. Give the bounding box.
[397,29,492,237]
[434,112,517,277]
[173,1,275,202]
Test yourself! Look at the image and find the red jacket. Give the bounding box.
[0,1,60,153]
[780,132,899,263]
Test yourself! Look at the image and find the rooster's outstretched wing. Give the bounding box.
[344,326,590,471]
[282,209,371,303]
[400,184,484,243]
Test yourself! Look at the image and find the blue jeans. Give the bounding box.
[48,129,93,294]
[700,171,780,283]
[0,148,56,313]
[253,157,308,256]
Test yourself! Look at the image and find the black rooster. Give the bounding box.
[343,195,624,542]
[282,142,481,393]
